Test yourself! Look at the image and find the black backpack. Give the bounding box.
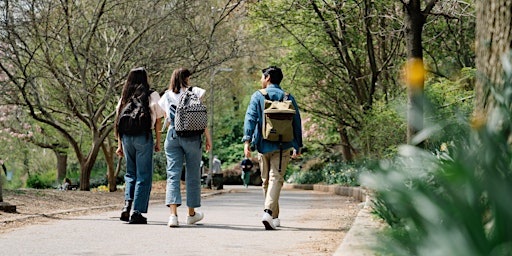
[117,90,152,136]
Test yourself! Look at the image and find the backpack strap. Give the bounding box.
[259,88,289,101]
[259,89,270,100]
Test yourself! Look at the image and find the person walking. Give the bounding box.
[206,155,222,189]
[240,158,253,188]
[242,65,303,230]
[115,67,165,224]
[158,68,212,227]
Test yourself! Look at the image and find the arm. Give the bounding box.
[154,117,162,152]
[242,93,260,158]
[204,127,212,152]
[116,136,124,158]
[244,140,251,158]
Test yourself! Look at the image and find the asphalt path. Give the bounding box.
[0,185,357,256]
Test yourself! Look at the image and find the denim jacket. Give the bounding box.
[242,84,303,154]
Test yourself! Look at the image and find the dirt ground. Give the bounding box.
[0,181,170,233]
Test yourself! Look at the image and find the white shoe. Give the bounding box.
[273,218,280,227]
[262,212,276,230]
[168,215,179,227]
[187,212,204,224]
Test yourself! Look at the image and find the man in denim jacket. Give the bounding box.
[242,66,303,230]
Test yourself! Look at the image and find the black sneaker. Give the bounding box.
[129,212,147,224]
[120,200,132,222]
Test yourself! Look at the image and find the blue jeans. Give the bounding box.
[164,130,202,208]
[122,133,154,213]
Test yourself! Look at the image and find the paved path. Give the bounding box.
[0,185,360,256]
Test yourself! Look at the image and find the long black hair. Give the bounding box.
[115,67,151,138]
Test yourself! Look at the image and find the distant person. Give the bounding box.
[158,67,212,227]
[61,178,72,190]
[242,66,303,230]
[240,158,253,188]
[115,67,165,224]
[206,155,222,189]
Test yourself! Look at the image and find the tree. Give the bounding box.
[400,0,439,144]
[0,0,249,190]
[474,0,512,113]
[249,0,403,161]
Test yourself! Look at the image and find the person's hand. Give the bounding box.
[116,146,124,158]
[244,142,251,158]
[154,143,161,152]
[291,148,301,159]
[205,138,212,152]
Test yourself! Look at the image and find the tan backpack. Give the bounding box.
[259,89,296,143]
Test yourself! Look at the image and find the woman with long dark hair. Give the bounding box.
[115,67,165,224]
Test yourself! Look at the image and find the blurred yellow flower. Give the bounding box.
[403,58,425,91]
[440,143,448,152]
[470,111,486,130]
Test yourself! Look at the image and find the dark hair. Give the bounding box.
[262,66,283,85]
[115,67,151,137]
[169,68,192,93]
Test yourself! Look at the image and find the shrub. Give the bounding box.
[26,171,56,189]
[361,63,512,255]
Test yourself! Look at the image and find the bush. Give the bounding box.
[287,158,366,186]
[361,64,512,255]
[26,171,56,189]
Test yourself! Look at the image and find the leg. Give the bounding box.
[183,135,202,209]
[265,149,291,218]
[164,132,184,207]
[132,133,154,214]
[120,136,135,221]
[165,132,183,227]
[183,135,204,224]
[122,136,136,202]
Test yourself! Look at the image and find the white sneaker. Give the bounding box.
[262,212,276,230]
[186,212,204,225]
[273,218,280,227]
[168,215,179,227]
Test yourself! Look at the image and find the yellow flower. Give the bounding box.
[440,143,448,152]
[470,111,486,130]
[403,58,425,91]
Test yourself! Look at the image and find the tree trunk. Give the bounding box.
[55,151,68,183]
[0,165,3,203]
[339,126,354,162]
[475,0,512,113]
[404,0,427,145]
[79,141,103,191]
[101,141,117,192]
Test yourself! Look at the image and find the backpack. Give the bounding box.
[173,87,208,137]
[117,89,152,136]
[259,89,296,143]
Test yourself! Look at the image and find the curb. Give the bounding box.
[283,184,383,256]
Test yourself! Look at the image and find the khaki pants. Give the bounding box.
[258,149,291,218]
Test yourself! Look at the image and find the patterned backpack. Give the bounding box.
[173,87,208,137]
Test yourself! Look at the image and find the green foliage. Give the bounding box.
[26,171,57,189]
[287,157,365,186]
[422,69,475,151]
[361,62,512,255]
[359,96,407,159]
[153,152,167,181]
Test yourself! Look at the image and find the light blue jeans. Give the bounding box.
[164,130,202,208]
[122,133,154,213]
